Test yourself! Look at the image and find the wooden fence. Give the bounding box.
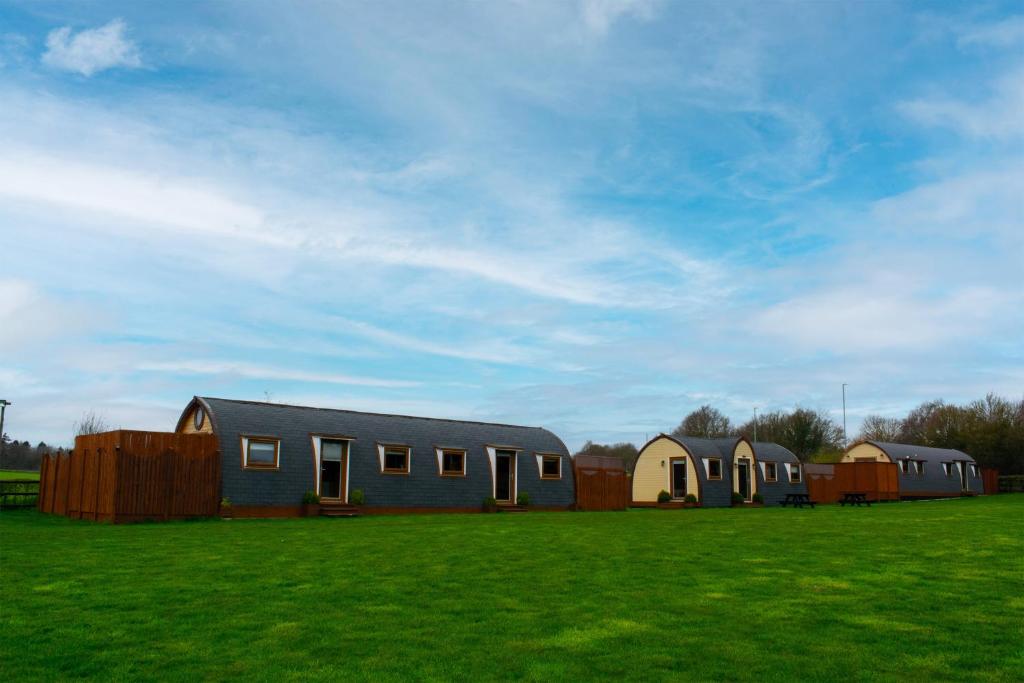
[38,430,220,523]
[981,468,999,494]
[806,462,900,504]
[574,455,629,511]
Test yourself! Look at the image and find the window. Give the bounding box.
[789,463,801,483]
[900,459,911,474]
[541,455,562,480]
[765,462,778,482]
[707,458,722,480]
[970,464,979,478]
[193,407,205,431]
[942,462,952,477]
[914,460,925,475]
[382,445,410,474]
[441,449,466,477]
[243,437,279,469]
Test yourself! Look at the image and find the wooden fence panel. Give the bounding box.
[806,462,899,503]
[37,431,219,523]
[574,455,628,511]
[37,455,50,512]
[981,468,999,494]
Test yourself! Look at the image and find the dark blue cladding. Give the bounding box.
[192,397,574,509]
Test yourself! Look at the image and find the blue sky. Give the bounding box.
[1,1,1022,449]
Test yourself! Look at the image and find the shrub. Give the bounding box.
[220,497,232,508]
[752,492,764,504]
[301,490,320,504]
[483,496,497,510]
[516,491,530,506]
[657,490,671,503]
[684,493,698,504]
[731,491,745,505]
[349,489,365,506]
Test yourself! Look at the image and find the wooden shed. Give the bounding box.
[38,430,220,523]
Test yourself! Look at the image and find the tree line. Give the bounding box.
[575,393,1024,475]
[0,411,111,471]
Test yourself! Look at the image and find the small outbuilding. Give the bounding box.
[842,441,983,498]
[177,397,575,516]
[631,434,807,507]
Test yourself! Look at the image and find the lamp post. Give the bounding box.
[0,400,10,460]
[842,384,848,447]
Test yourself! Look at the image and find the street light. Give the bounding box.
[0,400,10,460]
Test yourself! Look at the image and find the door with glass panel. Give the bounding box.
[320,439,347,500]
[737,460,751,501]
[670,458,687,499]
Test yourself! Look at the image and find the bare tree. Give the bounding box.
[857,415,902,442]
[74,410,110,437]
[672,405,733,439]
[574,441,640,473]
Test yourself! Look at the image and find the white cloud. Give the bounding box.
[956,15,1024,49]
[42,19,141,76]
[137,360,420,388]
[579,0,657,37]
[0,279,87,353]
[898,65,1024,140]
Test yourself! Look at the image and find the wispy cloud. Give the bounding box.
[42,19,141,76]
[137,361,420,388]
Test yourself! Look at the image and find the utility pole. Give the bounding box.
[0,400,10,460]
[753,407,758,443]
[842,384,848,447]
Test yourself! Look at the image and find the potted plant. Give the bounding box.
[301,490,320,517]
[482,496,498,513]
[657,490,672,506]
[684,493,698,508]
[751,492,765,506]
[219,497,233,519]
[731,491,746,506]
[516,491,530,507]
[350,489,365,507]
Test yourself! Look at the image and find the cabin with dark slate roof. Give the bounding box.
[842,440,982,497]
[631,434,807,507]
[175,397,574,515]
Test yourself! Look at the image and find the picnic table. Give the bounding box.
[840,492,871,507]
[780,493,816,508]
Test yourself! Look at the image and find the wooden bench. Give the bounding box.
[780,493,816,508]
[840,492,871,507]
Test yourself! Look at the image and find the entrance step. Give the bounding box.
[497,505,529,513]
[320,503,360,518]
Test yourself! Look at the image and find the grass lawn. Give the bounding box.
[2,497,1022,681]
[0,469,39,480]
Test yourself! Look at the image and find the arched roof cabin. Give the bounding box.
[176,397,574,515]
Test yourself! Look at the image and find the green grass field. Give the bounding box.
[2,497,1021,681]
[0,469,39,480]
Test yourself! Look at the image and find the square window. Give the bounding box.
[708,458,722,480]
[970,464,979,478]
[541,455,561,479]
[382,446,410,474]
[244,438,278,469]
[765,462,777,482]
[441,450,465,476]
[900,460,911,474]
[943,462,952,477]
[789,464,801,483]
[914,461,925,475]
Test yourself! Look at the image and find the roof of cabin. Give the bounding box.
[751,441,800,464]
[656,434,799,464]
[185,397,569,455]
[864,441,974,464]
